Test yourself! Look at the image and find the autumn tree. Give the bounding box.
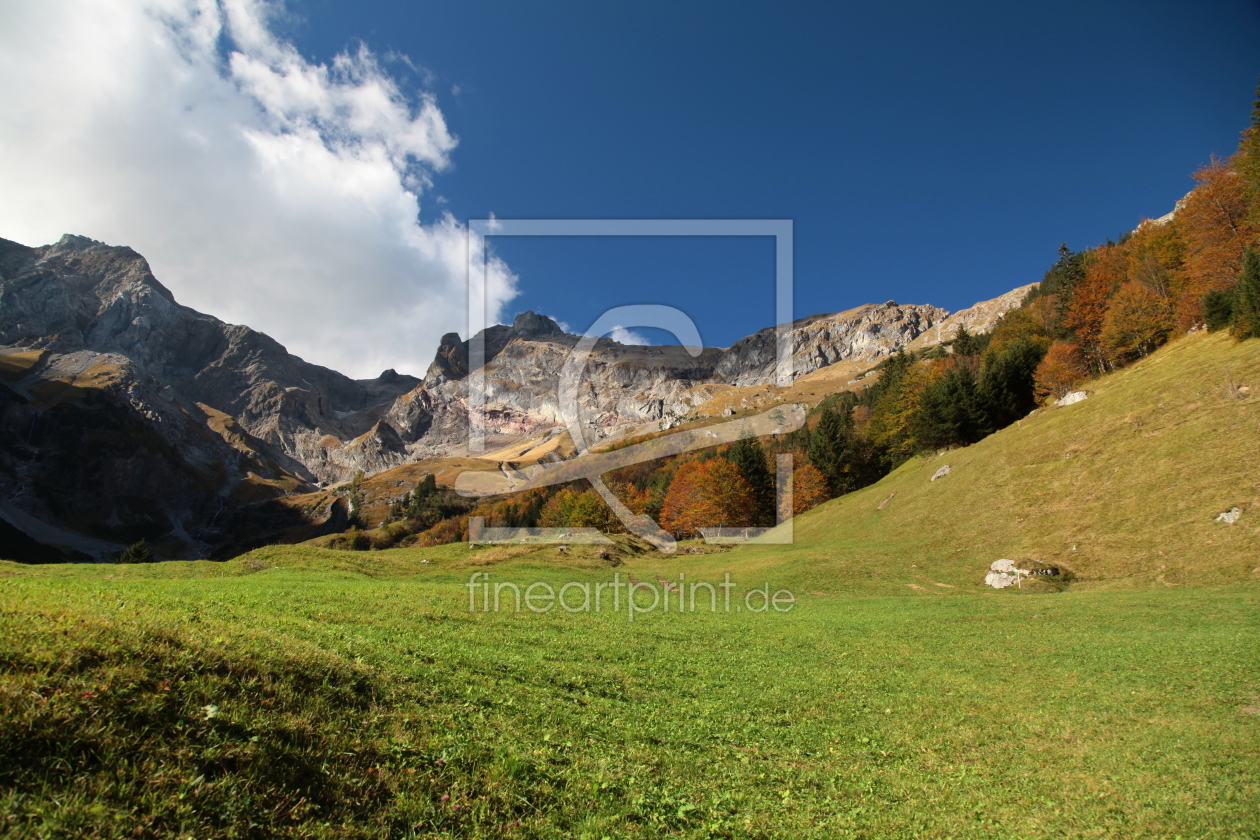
[659,459,755,539]
[1124,217,1184,299]
[987,308,1049,355]
[1100,281,1175,365]
[1065,244,1127,372]
[1174,157,1259,328]
[791,463,830,517]
[1033,341,1088,402]
[538,487,614,530]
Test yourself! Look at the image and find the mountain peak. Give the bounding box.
[511,311,564,338]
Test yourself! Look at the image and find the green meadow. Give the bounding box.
[2,331,1258,838]
[1,548,1257,839]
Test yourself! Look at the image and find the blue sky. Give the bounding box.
[2,1,1258,374]
[288,0,1260,348]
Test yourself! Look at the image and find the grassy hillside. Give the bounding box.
[708,329,1260,593]
[1,331,1257,838]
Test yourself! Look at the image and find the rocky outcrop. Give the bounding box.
[717,301,950,386]
[904,284,1038,353]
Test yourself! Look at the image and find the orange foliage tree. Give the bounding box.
[659,459,755,538]
[1066,244,1127,373]
[1033,341,1088,402]
[1174,157,1260,328]
[1100,281,1175,365]
[1124,218,1183,299]
[791,463,830,517]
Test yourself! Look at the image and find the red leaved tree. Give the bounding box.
[1066,244,1127,373]
[1175,156,1260,328]
[659,459,755,539]
[1033,341,1088,402]
[792,463,831,517]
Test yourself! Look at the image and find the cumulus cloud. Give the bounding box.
[0,0,516,378]
[608,325,651,346]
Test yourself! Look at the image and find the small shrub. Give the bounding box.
[115,539,154,564]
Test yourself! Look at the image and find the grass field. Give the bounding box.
[1,330,1258,838]
[1,548,1257,839]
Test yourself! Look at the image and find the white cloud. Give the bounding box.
[0,0,516,379]
[608,325,651,346]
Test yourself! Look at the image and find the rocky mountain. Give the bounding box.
[0,234,420,559]
[0,233,1030,561]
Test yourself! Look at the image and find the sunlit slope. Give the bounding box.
[726,330,1260,592]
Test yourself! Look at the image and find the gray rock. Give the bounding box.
[1216,507,1242,524]
[985,558,1030,589]
[930,464,951,481]
[1056,390,1091,407]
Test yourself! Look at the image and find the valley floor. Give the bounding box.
[1,548,1257,839]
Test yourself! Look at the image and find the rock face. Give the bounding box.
[716,301,950,386]
[0,235,420,485]
[903,284,1038,353]
[0,232,1033,559]
[0,234,420,558]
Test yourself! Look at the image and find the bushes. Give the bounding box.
[115,539,155,564]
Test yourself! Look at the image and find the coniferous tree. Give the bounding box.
[978,337,1047,430]
[807,405,849,495]
[951,325,981,357]
[1027,244,1088,336]
[405,474,438,521]
[1203,288,1237,332]
[913,364,986,451]
[1233,246,1260,340]
[116,539,154,564]
[727,435,774,526]
[347,470,365,527]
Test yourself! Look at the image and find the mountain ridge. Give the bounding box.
[0,232,1029,559]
